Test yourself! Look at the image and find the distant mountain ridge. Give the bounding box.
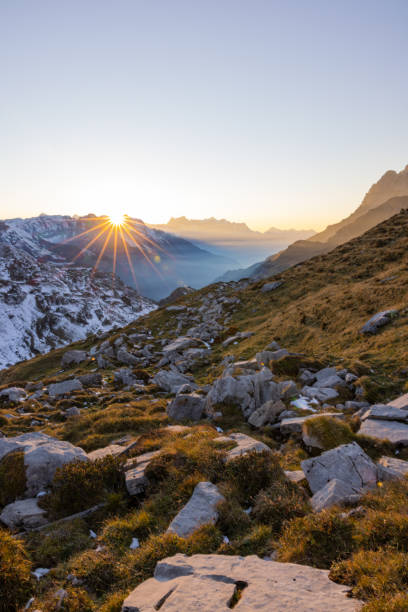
[218,164,408,281]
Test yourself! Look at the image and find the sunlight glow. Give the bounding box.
[109,213,126,226]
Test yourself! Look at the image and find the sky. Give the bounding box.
[0,0,407,231]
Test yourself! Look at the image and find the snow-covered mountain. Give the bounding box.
[0,242,155,369]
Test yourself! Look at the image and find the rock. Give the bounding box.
[256,349,289,367]
[61,350,87,367]
[0,387,27,403]
[225,432,271,462]
[0,433,88,497]
[313,375,345,389]
[299,369,316,385]
[0,498,48,530]
[280,413,343,435]
[48,379,83,397]
[377,456,408,479]
[388,393,408,410]
[261,280,283,292]
[344,401,369,411]
[167,482,225,538]
[122,553,362,612]
[361,405,408,422]
[163,337,204,353]
[315,367,337,382]
[345,373,358,384]
[116,348,139,366]
[222,331,254,347]
[167,394,204,422]
[278,380,299,400]
[301,442,378,495]
[78,373,102,387]
[176,383,195,394]
[360,310,398,334]
[311,478,362,512]
[302,386,339,402]
[87,444,127,461]
[164,425,191,434]
[358,419,408,446]
[153,370,196,393]
[166,305,187,312]
[114,368,138,387]
[284,469,305,483]
[65,406,80,418]
[232,359,259,372]
[125,450,161,495]
[248,400,286,427]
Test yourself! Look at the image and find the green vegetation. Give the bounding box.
[0,451,26,507]
[0,529,32,612]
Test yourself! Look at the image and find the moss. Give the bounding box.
[0,528,32,612]
[302,416,356,451]
[0,451,26,507]
[277,510,355,569]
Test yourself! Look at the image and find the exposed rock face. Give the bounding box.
[122,554,362,611]
[301,442,378,497]
[61,350,87,367]
[0,387,27,403]
[222,433,271,462]
[0,433,88,497]
[167,394,205,422]
[377,456,408,479]
[48,379,83,397]
[311,479,361,512]
[167,482,225,538]
[153,370,196,393]
[248,399,286,427]
[0,498,48,530]
[360,310,398,334]
[125,450,161,495]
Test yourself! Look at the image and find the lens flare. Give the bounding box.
[109,213,125,226]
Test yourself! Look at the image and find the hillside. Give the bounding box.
[1,211,408,610]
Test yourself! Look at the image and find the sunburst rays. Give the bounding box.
[63,214,166,287]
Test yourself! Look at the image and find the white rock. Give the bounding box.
[167,482,225,538]
[0,498,48,530]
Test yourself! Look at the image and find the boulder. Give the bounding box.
[302,386,339,402]
[315,367,337,382]
[116,348,139,366]
[48,379,83,397]
[167,482,225,538]
[256,349,289,367]
[0,387,27,403]
[261,280,283,292]
[280,413,343,435]
[278,380,299,400]
[358,419,408,446]
[78,372,102,388]
[153,370,196,393]
[61,350,87,367]
[313,375,345,389]
[114,368,138,387]
[0,433,88,497]
[163,337,203,353]
[301,442,378,495]
[311,478,361,512]
[248,400,286,427]
[121,553,362,612]
[0,498,48,530]
[361,405,408,422]
[167,393,204,422]
[284,469,305,484]
[360,310,398,334]
[87,444,127,461]
[224,432,271,462]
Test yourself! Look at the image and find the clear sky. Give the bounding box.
[1,0,407,231]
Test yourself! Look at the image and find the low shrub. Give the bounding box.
[100,510,154,550]
[216,497,252,538]
[224,451,284,504]
[0,451,26,506]
[26,518,90,566]
[277,510,355,569]
[99,591,126,612]
[302,416,355,451]
[69,548,122,596]
[356,510,408,552]
[222,524,274,557]
[38,587,95,612]
[362,592,408,612]
[252,480,310,534]
[0,528,32,612]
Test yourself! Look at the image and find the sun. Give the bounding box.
[109,212,126,226]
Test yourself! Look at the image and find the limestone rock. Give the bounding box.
[225,432,271,462]
[280,413,343,435]
[0,387,27,403]
[167,482,225,538]
[302,386,339,402]
[248,399,286,427]
[301,442,378,495]
[0,433,88,497]
[388,393,408,410]
[0,498,48,530]
[360,310,398,334]
[48,379,83,397]
[261,280,283,292]
[361,405,408,422]
[377,456,408,479]
[122,553,362,611]
[78,373,102,387]
[125,450,161,495]
[116,348,139,366]
[153,370,195,393]
[311,478,361,512]
[114,368,138,387]
[61,350,87,367]
[167,394,204,422]
[358,419,408,446]
[284,470,305,483]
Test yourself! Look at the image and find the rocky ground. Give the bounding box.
[1,211,408,611]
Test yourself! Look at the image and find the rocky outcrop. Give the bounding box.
[125,450,161,495]
[167,482,224,538]
[122,553,362,611]
[61,350,87,367]
[153,370,196,393]
[167,393,205,422]
[360,310,398,334]
[48,379,83,397]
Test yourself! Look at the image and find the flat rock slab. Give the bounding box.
[87,444,127,461]
[48,379,83,397]
[360,310,398,334]
[388,393,408,410]
[358,419,408,446]
[311,478,361,512]
[122,553,362,611]
[167,482,225,538]
[284,469,305,483]
[301,442,378,494]
[361,405,408,422]
[224,432,271,462]
[377,456,408,478]
[0,498,48,530]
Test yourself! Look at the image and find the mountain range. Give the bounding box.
[219,164,408,281]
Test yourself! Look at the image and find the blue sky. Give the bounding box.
[0,0,407,230]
